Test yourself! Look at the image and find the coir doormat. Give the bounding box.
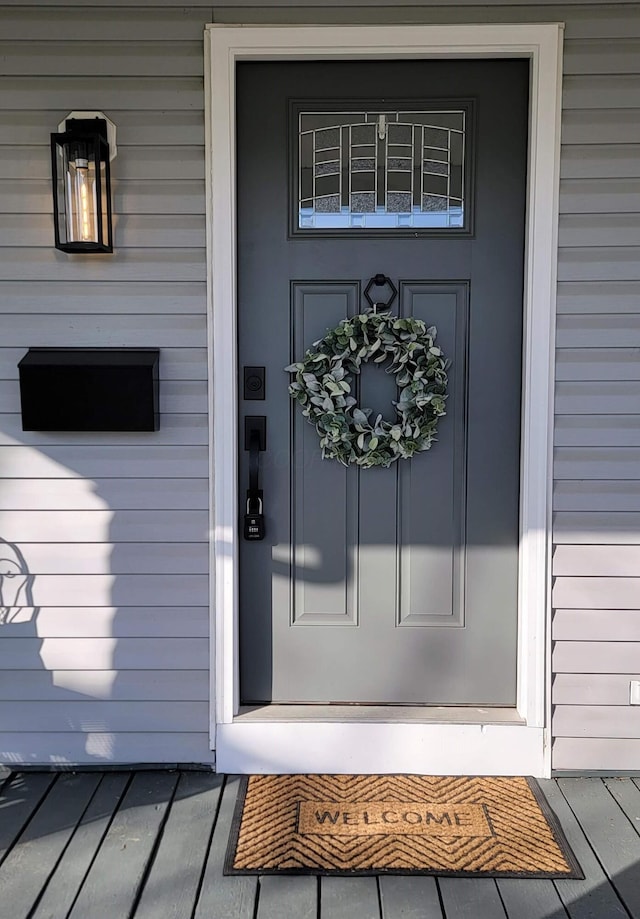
[224,775,583,877]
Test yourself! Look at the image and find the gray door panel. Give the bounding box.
[237,60,528,704]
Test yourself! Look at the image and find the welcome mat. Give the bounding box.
[224,775,583,878]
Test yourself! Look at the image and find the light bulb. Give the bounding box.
[66,146,98,243]
[75,161,90,240]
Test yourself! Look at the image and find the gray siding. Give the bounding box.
[1,1,639,770]
[0,5,211,765]
[552,4,640,772]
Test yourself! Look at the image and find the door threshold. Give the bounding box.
[218,712,542,774]
[235,704,525,725]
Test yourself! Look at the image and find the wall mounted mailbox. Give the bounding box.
[18,349,160,431]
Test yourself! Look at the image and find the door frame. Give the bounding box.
[205,22,563,777]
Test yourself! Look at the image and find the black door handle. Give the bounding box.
[244,417,266,540]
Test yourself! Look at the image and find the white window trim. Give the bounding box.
[205,23,563,777]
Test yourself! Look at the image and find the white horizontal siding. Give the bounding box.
[0,315,205,345]
[553,706,640,739]
[559,214,640,248]
[553,609,640,640]
[21,574,209,607]
[0,250,206,282]
[0,478,208,510]
[0,8,208,40]
[557,281,640,314]
[562,109,640,144]
[554,545,640,577]
[560,179,640,213]
[550,3,640,770]
[555,449,640,481]
[0,214,206,248]
[7,607,209,636]
[0,110,205,145]
[0,41,204,77]
[0,669,208,701]
[0,180,206,214]
[210,4,640,39]
[556,382,640,414]
[555,416,640,447]
[553,642,640,674]
[0,701,208,733]
[552,578,640,610]
[560,145,640,179]
[556,350,640,381]
[555,481,640,512]
[563,38,640,74]
[0,3,210,766]
[557,315,640,347]
[0,414,209,446]
[0,146,204,181]
[1,1,638,772]
[563,75,640,110]
[553,739,640,771]
[0,732,213,767]
[0,445,208,477]
[553,674,640,705]
[0,542,209,575]
[0,510,208,542]
[2,77,203,111]
[554,511,640,543]
[0,283,206,314]
[0,638,208,670]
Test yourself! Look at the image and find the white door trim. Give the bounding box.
[205,22,563,777]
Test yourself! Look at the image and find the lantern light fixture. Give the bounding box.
[51,111,117,253]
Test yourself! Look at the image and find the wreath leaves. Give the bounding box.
[285,310,449,468]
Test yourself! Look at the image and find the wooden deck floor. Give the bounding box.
[1,771,639,918]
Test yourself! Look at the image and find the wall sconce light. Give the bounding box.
[50,111,117,253]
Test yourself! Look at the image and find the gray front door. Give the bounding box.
[237,60,528,705]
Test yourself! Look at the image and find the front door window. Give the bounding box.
[297,108,467,231]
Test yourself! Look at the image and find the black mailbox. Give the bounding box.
[18,348,160,432]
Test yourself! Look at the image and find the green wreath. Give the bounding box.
[285,309,448,469]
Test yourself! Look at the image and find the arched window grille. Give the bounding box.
[298,110,466,230]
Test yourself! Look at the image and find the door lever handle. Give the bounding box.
[244,417,266,540]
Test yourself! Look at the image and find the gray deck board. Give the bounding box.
[0,772,100,919]
[257,875,317,919]
[543,779,630,919]
[0,772,636,919]
[558,777,640,919]
[31,772,130,919]
[379,876,443,918]
[321,877,380,919]
[0,772,55,864]
[134,771,223,919]
[497,879,569,919]
[68,771,178,919]
[438,878,507,918]
[193,775,258,919]
[603,777,640,839]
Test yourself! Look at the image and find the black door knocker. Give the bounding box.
[363,274,398,312]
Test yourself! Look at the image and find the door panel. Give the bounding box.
[290,283,359,627]
[398,283,468,626]
[237,60,528,705]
